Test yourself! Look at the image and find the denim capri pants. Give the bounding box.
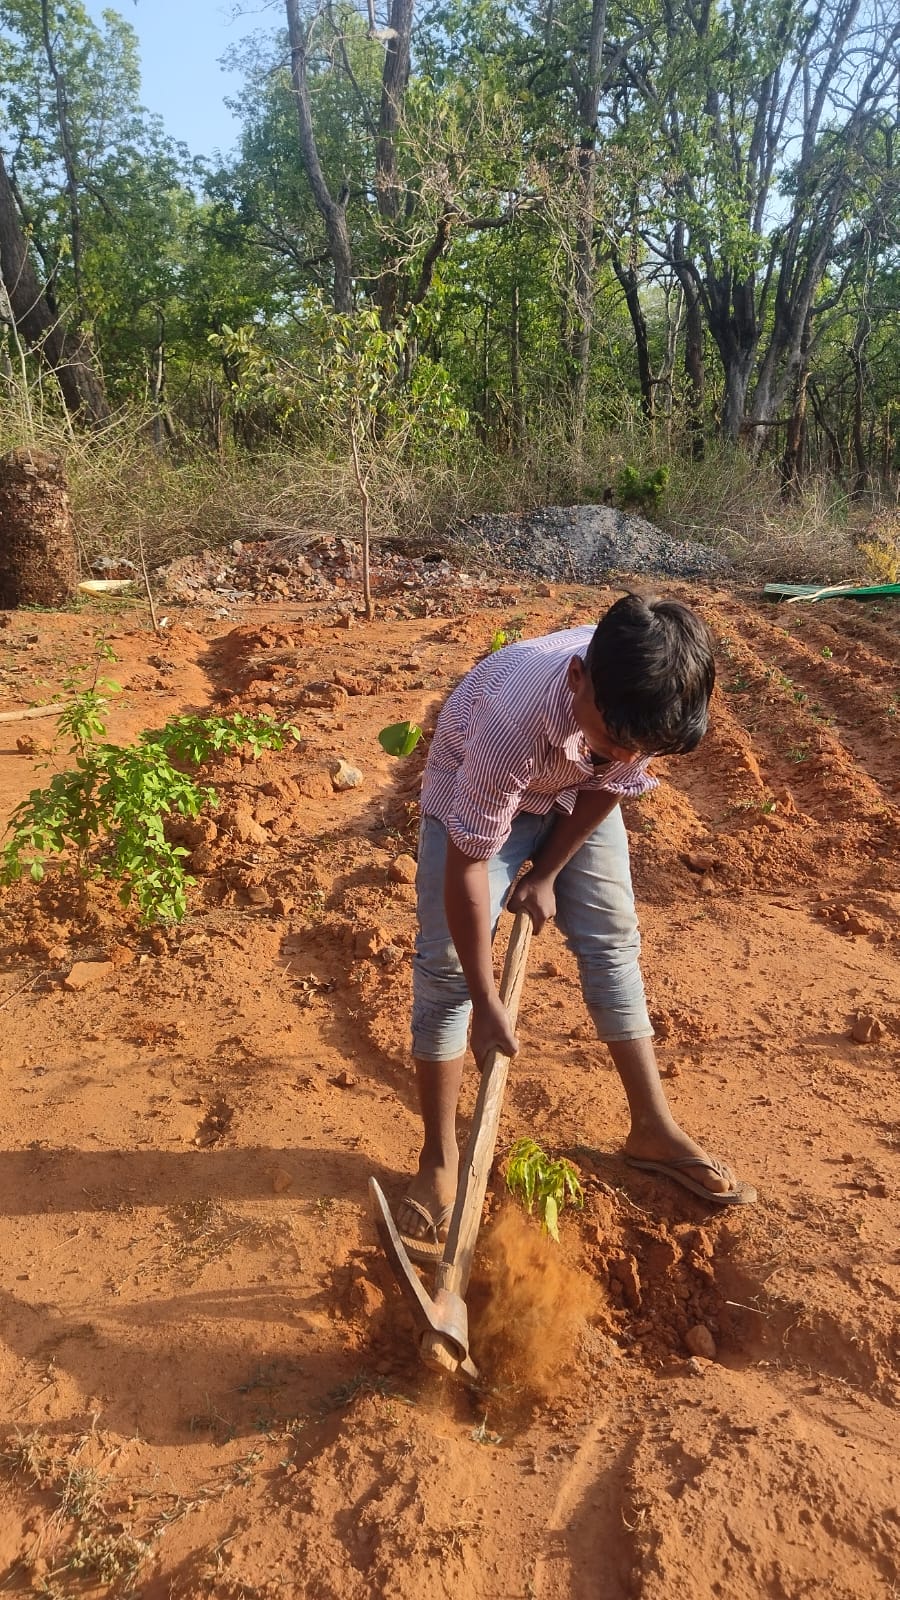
[411,808,653,1059]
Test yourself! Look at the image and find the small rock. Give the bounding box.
[190,843,216,874]
[227,804,268,846]
[609,1253,642,1309]
[271,1166,294,1194]
[684,1323,717,1360]
[351,1271,385,1319]
[335,613,354,629]
[380,943,404,970]
[388,853,417,885]
[246,885,271,908]
[15,735,36,756]
[300,680,348,710]
[699,872,716,895]
[355,925,389,958]
[331,759,363,791]
[684,850,716,874]
[543,960,562,978]
[63,960,114,991]
[332,1069,358,1089]
[687,1355,709,1376]
[104,943,135,967]
[761,811,788,831]
[851,1011,882,1044]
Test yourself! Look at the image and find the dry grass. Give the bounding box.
[1,1421,267,1595]
[0,392,889,586]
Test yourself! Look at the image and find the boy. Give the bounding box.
[397,593,755,1262]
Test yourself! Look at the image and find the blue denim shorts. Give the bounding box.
[411,809,652,1059]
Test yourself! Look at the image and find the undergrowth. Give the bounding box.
[0,397,887,584]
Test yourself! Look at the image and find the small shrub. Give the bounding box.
[616,463,669,511]
[859,510,900,583]
[1,659,297,922]
[504,1138,584,1242]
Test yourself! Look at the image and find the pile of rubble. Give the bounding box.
[157,535,477,612]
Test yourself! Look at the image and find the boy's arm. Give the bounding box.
[444,838,520,1066]
[508,786,620,932]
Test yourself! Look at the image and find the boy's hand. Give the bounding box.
[508,870,557,934]
[471,993,519,1068]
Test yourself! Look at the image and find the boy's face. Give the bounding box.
[567,656,639,765]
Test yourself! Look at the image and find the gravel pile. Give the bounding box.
[457,504,729,582]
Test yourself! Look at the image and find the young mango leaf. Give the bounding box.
[378,721,424,757]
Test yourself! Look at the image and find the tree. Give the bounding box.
[0,145,107,419]
[615,0,900,442]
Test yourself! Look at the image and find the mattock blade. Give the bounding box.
[368,1178,476,1376]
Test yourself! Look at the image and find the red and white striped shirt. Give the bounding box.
[421,626,656,860]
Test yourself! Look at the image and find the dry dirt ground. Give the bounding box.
[0,561,898,1600]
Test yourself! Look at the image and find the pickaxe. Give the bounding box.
[370,910,533,1380]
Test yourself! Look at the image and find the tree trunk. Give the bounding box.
[40,0,84,318]
[610,250,653,419]
[0,448,78,608]
[509,271,524,444]
[850,316,871,497]
[781,365,810,498]
[671,231,705,454]
[0,151,107,423]
[375,0,414,328]
[285,0,354,312]
[570,0,608,449]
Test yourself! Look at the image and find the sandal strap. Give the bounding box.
[665,1156,734,1181]
[398,1195,452,1243]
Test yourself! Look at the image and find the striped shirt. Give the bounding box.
[420,626,656,860]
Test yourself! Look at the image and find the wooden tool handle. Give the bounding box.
[420,910,532,1373]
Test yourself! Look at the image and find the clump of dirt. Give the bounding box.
[469,1205,602,1398]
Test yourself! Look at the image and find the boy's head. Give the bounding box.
[570,593,715,758]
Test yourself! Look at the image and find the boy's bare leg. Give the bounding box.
[608,1037,731,1194]
[395,1055,465,1240]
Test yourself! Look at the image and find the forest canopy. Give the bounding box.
[0,0,896,525]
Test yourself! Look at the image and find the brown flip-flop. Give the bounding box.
[625,1154,757,1206]
[395,1195,453,1263]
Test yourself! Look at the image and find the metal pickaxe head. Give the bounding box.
[368,1178,479,1381]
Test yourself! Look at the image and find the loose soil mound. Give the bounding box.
[0,566,897,1599]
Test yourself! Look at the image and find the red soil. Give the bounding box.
[0,569,897,1598]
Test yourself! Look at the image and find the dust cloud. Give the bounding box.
[469,1204,601,1398]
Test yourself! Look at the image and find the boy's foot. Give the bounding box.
[623,1130,755,1204]
[395,1162,458,1262]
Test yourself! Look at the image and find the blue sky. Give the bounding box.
[82,0,282,158]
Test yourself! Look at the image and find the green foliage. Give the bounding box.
[378,721,424,757]
[1,659,296,923]
[504,1138,584,1243]
[490,622,524,652]
[616,464,670,512]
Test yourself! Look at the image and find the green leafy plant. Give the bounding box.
[504,1138,584,1243]
[616,463,670,511]
[215,296,467,621]
[378,720,424,757]
[1,660,297,923]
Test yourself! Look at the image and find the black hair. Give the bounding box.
[585,593,715,755]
